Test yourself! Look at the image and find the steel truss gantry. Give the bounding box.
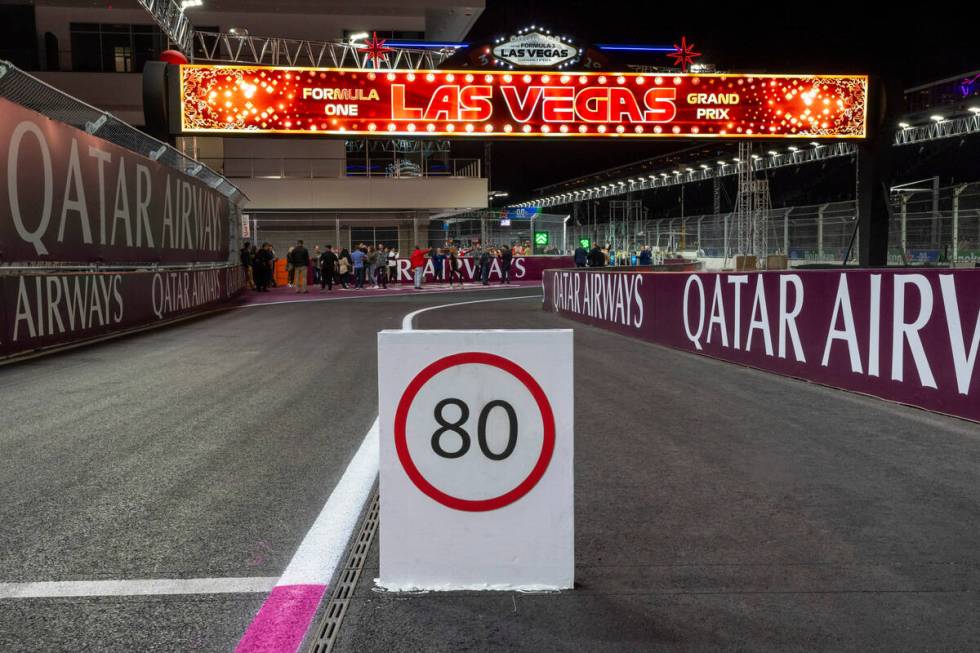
[894,113,980,145]
[515,142,856,208]
[136,0,194,54]
[191,32,454,70]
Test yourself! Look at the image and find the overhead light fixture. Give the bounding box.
[969,107,980,114]
[348,32,369,42]
[180,0,202,9]
[768,150,779,156]
[717,160,726,165]
[930,114,945,122]
[788,146,799,152]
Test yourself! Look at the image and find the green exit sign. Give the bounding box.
[534,231,549,246]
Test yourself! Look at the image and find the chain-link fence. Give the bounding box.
[432,210,570,253]
[566,182,980,268]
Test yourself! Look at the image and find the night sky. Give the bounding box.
[453,0,974,201]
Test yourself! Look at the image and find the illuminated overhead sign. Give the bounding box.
[179,65,868,139]
[492,31,579,68]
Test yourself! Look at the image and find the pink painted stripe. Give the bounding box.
[234,584,328,653]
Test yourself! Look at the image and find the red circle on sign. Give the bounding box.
[393,352,556,512]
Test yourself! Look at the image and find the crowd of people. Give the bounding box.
[238,240,521,293]
[573,243,655,268]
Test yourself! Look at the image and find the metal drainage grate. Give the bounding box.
[308,490,380,653]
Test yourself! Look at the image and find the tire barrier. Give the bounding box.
[544,268,980,422]
[0,265,245,359]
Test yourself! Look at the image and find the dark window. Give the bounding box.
[0,5,39,69]
[70,23,167,73]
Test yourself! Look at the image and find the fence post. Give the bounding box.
[900,194,908,257]
[818,204,827,260]
[783,207,792,255]
[723,213,729,262]
[953,184,966,263]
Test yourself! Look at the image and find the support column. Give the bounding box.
[952,184,966,263]
[857,75,901,267]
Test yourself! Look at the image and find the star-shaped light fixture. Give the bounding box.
[667,35,701,73]
[360,32,393,68]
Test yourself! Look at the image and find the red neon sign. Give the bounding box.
[179,65,868,139]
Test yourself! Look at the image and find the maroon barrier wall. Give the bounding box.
[0,98,230,264]
[543,268,980,422]
[0,266,245,359]
[388,255,573,283]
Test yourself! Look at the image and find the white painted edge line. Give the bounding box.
[0,576,279,599]
[237,284,539,311]
[0,293,541,602]
[401,294,542,331]
[276,418,380,587]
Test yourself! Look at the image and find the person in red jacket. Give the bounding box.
[409,245,427,290]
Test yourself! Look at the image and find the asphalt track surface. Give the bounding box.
[1,286,978,651]
[336,295,980,652]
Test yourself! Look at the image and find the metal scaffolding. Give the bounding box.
[732,143,771,262]
[191,31,454,70]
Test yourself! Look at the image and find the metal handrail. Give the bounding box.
[200,156,483,179]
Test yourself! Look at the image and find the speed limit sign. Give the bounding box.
[377,329,574,591]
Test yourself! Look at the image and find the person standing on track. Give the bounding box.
[432,247,446,284]
[351,246,366,289]
[500,244,512,285]
[240,241,254,289]
[292,239,310,294]
[639,245,653,266]
[478,247,492,285]
[253,242,274,292]
[338,248,352,288]
[319,245,338,291]
[311,245,322,285]
[410,245,426,290]
[286,246,295,288]
[387,246,398,283]
[372,246,388,289]
[588,242,605,268]
[447,247,462,288]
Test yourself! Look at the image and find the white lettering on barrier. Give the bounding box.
[11,274,123,341]
[8,121,53,255]
[553,271,979,397]
[892,274,937,389]
[5,115,226,257]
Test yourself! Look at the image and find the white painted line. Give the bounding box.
[276,418,380,586]
[237,284,539,311]
[0,576,278,599]
[401,294,542,331]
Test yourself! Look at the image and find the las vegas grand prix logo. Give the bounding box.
[393,352,556,512]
